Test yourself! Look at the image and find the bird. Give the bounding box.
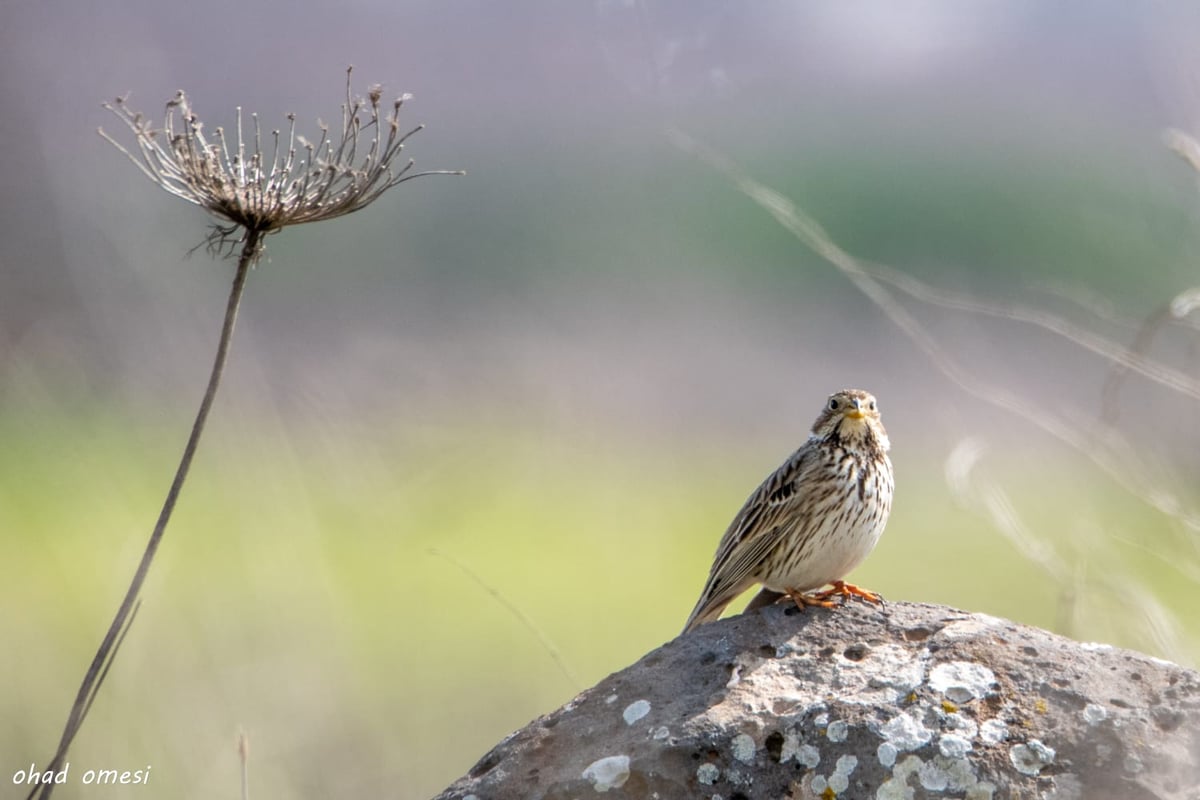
[682,389,893,633]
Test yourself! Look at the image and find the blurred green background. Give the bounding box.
[3,2,1200,798]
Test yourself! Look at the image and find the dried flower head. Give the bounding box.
[99,67,463,257]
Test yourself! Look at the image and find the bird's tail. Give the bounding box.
[682,592,734,634]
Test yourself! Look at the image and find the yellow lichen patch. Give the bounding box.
[941,700,959,714]
[1034,698,1048,714]
[822,787,837,800]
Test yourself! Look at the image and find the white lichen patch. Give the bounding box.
[937,614,1005,641]
[651,725,670,740]
[622,699,651,725]
[1079,641,1114,652]
[943,757,982,791]
[725,663,743,689]
[1009,740,1055,776]
[965,782,997,800]
[979,719,1008,744]
[880,713,934,751]
[919,756,979,793]
[928,661,997,703]
[730,733,757,764]
[875,777,912,800]
[581,755,631,792]
[918,757,950,791]
[877,741,898,768]
[1082,703,1107,725]
[726,768,751,786]
[779,731,802,763]
[855,643,928,702]
[604,693,618,705]
[826,720,849,742]
[795,744,821,769]
[810,755,858,795]
[696,763,720,785]
[717,642,922,716]
[828,755,858,792]
[938,734,971,758]
[877,754,924,800]
[943,711,978,740]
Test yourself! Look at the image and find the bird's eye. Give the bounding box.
[828,398,840,410]
[869,400,877,411]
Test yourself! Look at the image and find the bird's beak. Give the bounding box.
[845,401,866,420]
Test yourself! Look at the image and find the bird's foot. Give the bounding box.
[808,580,885,606]
[782,589,839,610]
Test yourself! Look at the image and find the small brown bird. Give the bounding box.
[683,389,893,633]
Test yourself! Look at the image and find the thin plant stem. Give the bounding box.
[29,228,263,800]
[238,730,250,800]
[429,548,582,690]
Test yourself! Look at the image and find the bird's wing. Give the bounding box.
[683,442,818,631]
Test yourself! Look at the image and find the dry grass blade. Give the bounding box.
[667,128,1200,534]
[858,260,1200,408]
[430,548,582,690]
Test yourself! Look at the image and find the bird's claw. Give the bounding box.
[784,580,885,611]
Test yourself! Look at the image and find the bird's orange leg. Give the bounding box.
[782,589,839,610]
[807,580,885,605]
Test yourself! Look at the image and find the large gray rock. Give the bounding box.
[434,601,1200,800]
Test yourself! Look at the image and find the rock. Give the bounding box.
[433,601,1200,800]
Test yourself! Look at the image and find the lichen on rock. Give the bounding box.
[433,601,1200,800]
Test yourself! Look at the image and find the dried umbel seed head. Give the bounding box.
[99,66,464,258]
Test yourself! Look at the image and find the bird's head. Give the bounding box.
[811,389,889,450]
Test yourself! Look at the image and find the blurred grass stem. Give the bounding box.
[667,128,1200,534]
[430,548,582,690]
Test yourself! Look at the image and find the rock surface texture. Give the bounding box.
[433,601,1199,800]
